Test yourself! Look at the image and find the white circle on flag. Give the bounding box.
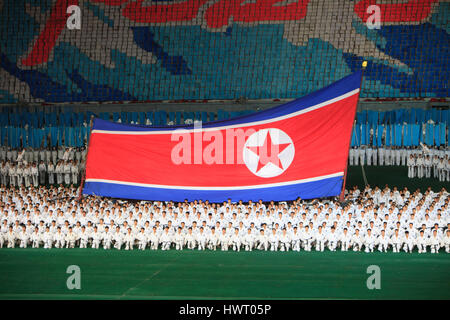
[243,128,295,178]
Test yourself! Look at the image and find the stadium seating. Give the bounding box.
[0,0,448,103]
[0,107,447,148]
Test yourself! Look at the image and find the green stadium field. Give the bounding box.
[0,166,448,300]
[346,165,449,192]
[0,248,449,300]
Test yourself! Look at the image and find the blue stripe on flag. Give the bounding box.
[83,176,344,202]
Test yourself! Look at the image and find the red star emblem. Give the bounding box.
[247,131,291,173]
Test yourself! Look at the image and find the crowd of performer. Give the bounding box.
[1,145,449,190]
[349,146,450,181]
[0,184,448,253]
[0,147,86,187]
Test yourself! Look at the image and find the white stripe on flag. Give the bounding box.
[85,172,344,191]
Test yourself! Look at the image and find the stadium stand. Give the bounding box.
[0,0,448,103]
[0,107,447,148]
[1,0,450,304]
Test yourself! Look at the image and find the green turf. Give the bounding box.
[346,165,449,192]
[0,248,448,299]
[0,167,447,300]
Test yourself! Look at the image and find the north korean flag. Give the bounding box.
[83,71,361,202]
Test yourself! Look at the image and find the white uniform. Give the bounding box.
[256,232,269,251]
[195,232,206,250]
[403,234,415,253]
[219,232,230,251]
[314,230,326,252]
[38,163,46,185]
[43,231,53,249]
[148,231,159,250]
[124,232,135,250]
[351,232,363,251]
[136,231,148,250]
[359,148,366,166]
[71,163,79,185]
[378,147,385,166]
[113,231,123,250]
[377,234,390,252]
[207,231,219,250]
[91,231,102,249]
[230,232,241,251]
[400,149,407,166]
[437,160,445,181]
[407,156,414,178]
[242,232,255,251]
[65,231,77,248]
[48,163,55,185]
[391,234,403,252]
[58,149,64,161]
[433,156,439,178]
[291,231,301,252]
[339,231,352,251]
[17,150,26,165]
[327,231,338,251]
[6,231,16,248]
[268,231,279,251]
[160,231,172,250]
[79,230,90,248]
[395,149,401,166]
[55,163,63,185]
[8,165,16,187]
[302,229,313,251]
[366,147,372,166]
[102,230,113,249]
[416,234,429,253]
[446,160,450,182]
[16,166,23,186]
[429,233,441,253]
[416,156,424,178]
[54,231,65,248]
[372,148,378,166]
[52,150,58,164]
[63,163,71,185]
[18,231,29,248]
[0,164,8,186]
[45,150,51,163]
[279,232,291,251]
[31,231,41,248]
[23,166,31,187]
[364,233,376,252]
[385,148,392,165]
[353,148,359,166]
[442,233,450,253]
[349,148,355,166]
[31,165,39,187]
[424,157,432,178]
[174,231,185,250]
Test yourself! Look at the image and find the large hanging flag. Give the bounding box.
[83,71,362,202]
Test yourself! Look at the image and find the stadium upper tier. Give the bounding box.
[0,107,448,148]
[0,0,449,103]
[1,107,449,128]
